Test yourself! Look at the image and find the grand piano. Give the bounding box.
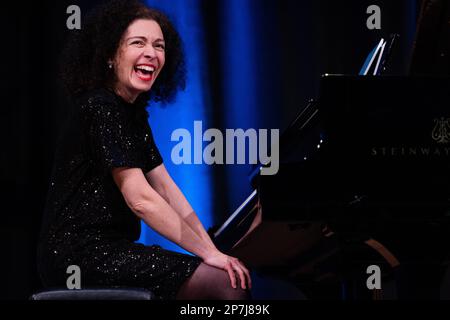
[211,75,450,300]
[212,0,450,299]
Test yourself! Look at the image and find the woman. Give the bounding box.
[37,0,251,300]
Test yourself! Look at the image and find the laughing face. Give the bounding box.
[111,19,166,103]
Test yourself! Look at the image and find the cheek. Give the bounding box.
[158,55,166,73]
[116,64,131,82]
[116,50,139,74]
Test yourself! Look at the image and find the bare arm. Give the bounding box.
[112,167,216,259]
[112,166,251,289]
[144,164,215,248]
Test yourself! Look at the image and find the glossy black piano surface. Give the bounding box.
[213,75,450,299]
[261,75,450,221]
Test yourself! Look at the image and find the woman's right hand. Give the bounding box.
[203,250,252,290]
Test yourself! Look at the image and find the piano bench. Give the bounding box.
[30,287,155,300]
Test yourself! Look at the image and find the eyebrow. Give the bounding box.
[126,36,165,42]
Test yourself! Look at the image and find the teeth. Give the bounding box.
[136,65,155,72]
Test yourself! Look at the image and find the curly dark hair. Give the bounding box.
[61,0,186,106]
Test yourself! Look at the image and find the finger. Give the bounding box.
[234,259,252,289]
[240,263,252,289]
[232,262,247,290]
[226,264,237,289]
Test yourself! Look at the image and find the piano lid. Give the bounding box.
[259,75,450,220]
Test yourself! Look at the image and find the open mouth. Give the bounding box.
[134,64,155,81]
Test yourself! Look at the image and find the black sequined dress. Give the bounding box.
[37,88,201,300]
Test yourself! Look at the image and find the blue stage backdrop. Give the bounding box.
[139,0,214,253]
[139,0,279,253]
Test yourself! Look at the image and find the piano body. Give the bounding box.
[212,75,450,299]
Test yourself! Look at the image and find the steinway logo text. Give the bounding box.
[372,118,450,157]
[371,146,450,157]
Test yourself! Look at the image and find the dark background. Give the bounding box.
[0,0,425,299]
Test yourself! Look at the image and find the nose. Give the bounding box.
[143,44,157,60]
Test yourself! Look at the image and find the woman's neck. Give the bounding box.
[114,85,137,104]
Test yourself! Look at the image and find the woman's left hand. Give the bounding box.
[203,250,252,290]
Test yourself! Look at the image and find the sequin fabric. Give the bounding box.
[37,88,201,300]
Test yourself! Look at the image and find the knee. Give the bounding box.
[216,273,251,300]
[177,263,251,300]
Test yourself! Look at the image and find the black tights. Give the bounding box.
[176,263,251,300]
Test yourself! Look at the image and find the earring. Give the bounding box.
[108,63,113,69]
